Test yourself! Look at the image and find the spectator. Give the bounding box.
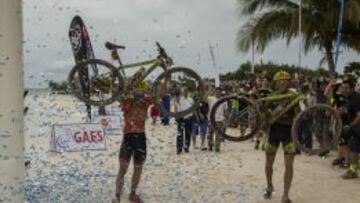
[207,87,228,152]
[325,78,350,167]
[312,77,331,156]
[255,76,273,150]
[192,101,210,150]
[174,87,194,154]
[160,93,171,125]
[150,104,160,125]
[339,80,360,179]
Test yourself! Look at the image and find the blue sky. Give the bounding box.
[23,0,360,88]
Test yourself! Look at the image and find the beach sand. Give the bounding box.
[24,91,360,203]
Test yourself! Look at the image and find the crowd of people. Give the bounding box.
[112,70,360,203]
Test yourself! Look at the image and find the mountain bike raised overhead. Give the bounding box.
[210,86,343,152]
[68,41,205,118]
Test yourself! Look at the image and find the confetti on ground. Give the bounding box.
[24,90,360,203]
[24,90,252,203]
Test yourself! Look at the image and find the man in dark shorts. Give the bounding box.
[113,84,152,203]
[264,71,296,203]
[339,80,360,179]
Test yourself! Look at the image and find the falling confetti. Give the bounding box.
[22,90,253,202]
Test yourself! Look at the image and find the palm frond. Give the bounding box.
[236,0,360,72]
[236,8,297,52]
[238,0,299,16]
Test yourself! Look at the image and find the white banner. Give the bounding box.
[50,123,106,152]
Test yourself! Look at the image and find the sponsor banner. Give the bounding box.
[50,123,106,152]
[69,15,97,120]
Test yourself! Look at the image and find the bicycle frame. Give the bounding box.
[117,58,167,81]
[109,46,168,85]
[257,92,307,125]
[234,92,307,126]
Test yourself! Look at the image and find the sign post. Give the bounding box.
[0,0,25,202]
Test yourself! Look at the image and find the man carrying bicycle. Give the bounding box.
[113,82,152,203]
[263,71,296,203]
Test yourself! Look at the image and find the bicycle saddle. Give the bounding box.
[105,41,126,50]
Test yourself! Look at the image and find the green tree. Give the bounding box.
[236,0,360,74]
[48,80,57,90]
[344,62,360,78]
[220,61,329,81]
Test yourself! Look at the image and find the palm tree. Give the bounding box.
[236,0,360,73]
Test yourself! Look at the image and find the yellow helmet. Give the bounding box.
[274,70,291,81]
[135,81,150,91]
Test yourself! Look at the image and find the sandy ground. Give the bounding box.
[24,91,360,203]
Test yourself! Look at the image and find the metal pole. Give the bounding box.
[334,0,345,72]
[298,0,302,68]
[209,42,220,87]
[0,0,25,202]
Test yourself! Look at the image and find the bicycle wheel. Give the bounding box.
[210,95,261,142]
[292,104,342,152]
[152,67,205,118]
[68,59,124,106]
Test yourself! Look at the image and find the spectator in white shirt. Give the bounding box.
[174,87,195,154]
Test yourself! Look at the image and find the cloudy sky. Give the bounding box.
[23,0,360,88]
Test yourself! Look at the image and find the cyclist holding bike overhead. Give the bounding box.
[263,71,297,203]
[113,82,152,203]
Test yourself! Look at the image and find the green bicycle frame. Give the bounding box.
[235,92,307,126]
[116,58,167,81]
[257,92,307,125]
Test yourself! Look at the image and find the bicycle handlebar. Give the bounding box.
[155,41,168,58]
[155,41,173,66]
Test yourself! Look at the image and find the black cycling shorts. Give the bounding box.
[119,133,147,165]
[266,123,295,155]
